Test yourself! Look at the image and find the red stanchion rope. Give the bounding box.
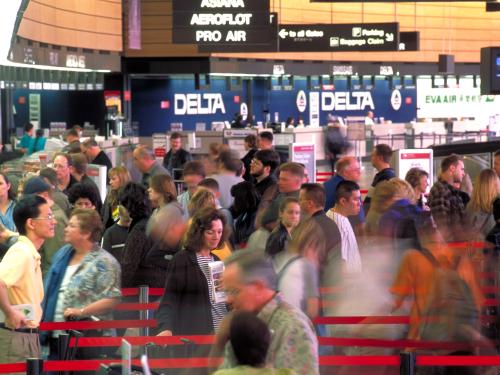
[39,319,157,331]
[319,355,400,366]
[113,302,160,311]
[120,288,164,297]
[42,357,224,372]
[0,363,25,374]
[447,241,488,250]
[318,337,492,350]
[68,335,492,351]
[313,316,410,324]
[417,355,500,366]
[37,314,500,332]
[6,355,500,373]
[69,335,215,347]
[119,271,500,301]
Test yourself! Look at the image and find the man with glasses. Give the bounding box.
[211,250,319,375]
[0,195,56,364]
[250,149,280,197]
[23,177,69,275]
[52,153,77,195]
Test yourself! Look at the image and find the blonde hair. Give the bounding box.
[109,166,131,187]
[289,218,326,263]
[469,169,500,213]
[366,178,416,235]
[188,187,216,217]
[107,166,131,206]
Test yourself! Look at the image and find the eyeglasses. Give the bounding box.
[33,213,55,221]
[225,288,241,297]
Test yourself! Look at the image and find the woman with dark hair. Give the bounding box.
[102,166,131,229]
[241,134,258,181]
[148,174,177,214]
[42,209,121,359]
[32,129,47,153]
[118,182,154,287]
[156,207,229,337]
[230,181,260,248]
[0,172,17,232]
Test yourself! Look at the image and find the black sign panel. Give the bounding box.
[278,23,399,52]
[173,11,271,29]
[174,26,274,45]
[174,0,269,12]
[198,13,278,52]
[172,0,272,47]
[399,31,420,51]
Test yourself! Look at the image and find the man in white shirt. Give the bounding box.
[326,180,362,274]
[364,110,375,126]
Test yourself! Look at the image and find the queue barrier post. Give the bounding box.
[57,333,71,375]
[58,333,70,360]
[400,352,415,375]
[139,285,150,356]
[26,358,43,375]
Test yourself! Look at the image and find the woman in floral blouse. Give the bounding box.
[42,208,121,359]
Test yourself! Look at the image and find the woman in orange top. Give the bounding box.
[391,219,484,341]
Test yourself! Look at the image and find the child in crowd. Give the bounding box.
[213,312,295,375]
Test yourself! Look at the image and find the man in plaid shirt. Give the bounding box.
[428,154,468,242]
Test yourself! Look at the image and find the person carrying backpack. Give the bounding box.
[391,216,484,342]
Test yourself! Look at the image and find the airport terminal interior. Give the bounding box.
[0,0,500,374]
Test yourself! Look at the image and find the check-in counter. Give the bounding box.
[190,131,224,157]
[156,131,224,159]
[274,126,327,162]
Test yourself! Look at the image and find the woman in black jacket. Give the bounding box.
[118,182,154,287]
[156,207,229,336]
[265,197,301,258]
[240,134,258,181]
[230,181,260,248]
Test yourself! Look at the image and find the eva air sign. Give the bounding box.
[424,94,496,104]
[417,78,500,119]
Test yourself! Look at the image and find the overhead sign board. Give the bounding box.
[399,31,420,51]
[198,12,278,52]
[172,0,273,48]
[278,23,399,52]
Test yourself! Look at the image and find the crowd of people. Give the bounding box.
[1,128,500,374]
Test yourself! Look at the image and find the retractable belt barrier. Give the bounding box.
[37,313,499,333]
[5,355,500,374]
[67,334,494,351]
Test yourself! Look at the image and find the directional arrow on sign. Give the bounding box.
[279,29,288,39]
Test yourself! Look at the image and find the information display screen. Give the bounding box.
[278,23,399,52]
[172,0,274,48]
